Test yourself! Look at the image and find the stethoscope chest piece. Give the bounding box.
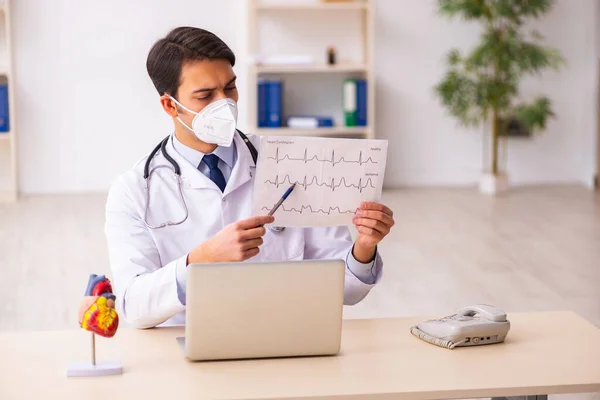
[269,226,285,233]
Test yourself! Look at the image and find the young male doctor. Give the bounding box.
[105,27,395,329]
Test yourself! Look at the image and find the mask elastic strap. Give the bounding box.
[168,95,197,133]
[168,95,197,115]
[175,117,195,134]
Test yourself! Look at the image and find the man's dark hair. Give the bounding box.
[146,27,236,98]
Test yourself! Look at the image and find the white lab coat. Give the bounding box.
[105,132,383,329]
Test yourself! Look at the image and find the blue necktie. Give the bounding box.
[201,154,226,192]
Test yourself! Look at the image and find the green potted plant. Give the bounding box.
[435,0,564,194]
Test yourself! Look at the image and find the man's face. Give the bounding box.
[173,58,238,126]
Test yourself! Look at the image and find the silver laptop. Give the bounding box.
[178,259,345,361]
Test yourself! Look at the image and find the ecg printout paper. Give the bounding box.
[252,136,389,227]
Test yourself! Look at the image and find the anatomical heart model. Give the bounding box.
[66,274,123,377]
[79,274,119,337]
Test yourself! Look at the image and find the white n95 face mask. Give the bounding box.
[169,96,238,147]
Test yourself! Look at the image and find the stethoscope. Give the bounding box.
[142,130,284,232]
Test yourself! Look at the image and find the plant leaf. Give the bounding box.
[438,0,492,20]
[514,96,555,132]
[447,49,462,66]
[435,70,484,127]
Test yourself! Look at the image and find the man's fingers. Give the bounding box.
[241,238,264,251]
[242,247,260,260]
[356,225,384,240]
[359,202,393,217]
[240,226,267,241]
[353,217,389,235]
[354,210,394,227]
[237,215,275,230]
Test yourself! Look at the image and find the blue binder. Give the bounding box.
[356,79,367,127]
[266,80,282,128]
[0,84,9,132]
[257,79,269,128]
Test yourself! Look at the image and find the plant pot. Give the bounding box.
[479,172,509,195]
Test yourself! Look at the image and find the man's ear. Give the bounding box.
[160,94,179,118]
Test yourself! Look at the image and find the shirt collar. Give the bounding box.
[172,134,236,169]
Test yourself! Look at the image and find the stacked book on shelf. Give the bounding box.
[258,79,282,128]
[0,83,9,133]
[257,78,367,129]
[343,78,367,127]
[287,116,334,129]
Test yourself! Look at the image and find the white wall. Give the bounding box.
[13,0,249,194]
[375,0,599,187]
[12,0,599,194]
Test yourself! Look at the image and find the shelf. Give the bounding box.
[257,2,369,11]
[0,190,17,203]
[249,0,376,140]
[254,63,368,74]
[255,126,370,136]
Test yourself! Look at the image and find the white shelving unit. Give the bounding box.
[247,0,375,139]
[255,126,371,136]
[0,0,16,202]
[253,63,368,74]
[256,2,369,10]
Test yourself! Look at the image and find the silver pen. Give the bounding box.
[268,183,296,216]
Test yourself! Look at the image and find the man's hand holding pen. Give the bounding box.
[187,183,394,266]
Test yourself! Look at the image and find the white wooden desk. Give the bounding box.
[1,311,599,400]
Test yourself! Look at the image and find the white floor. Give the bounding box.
[1,185,599,399]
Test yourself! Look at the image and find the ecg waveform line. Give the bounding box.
[265,174,376,193]
[267,147,378,166]
[261,205,355,215]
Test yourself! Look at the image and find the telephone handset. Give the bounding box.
[410,304,511,349]
[456,304,507,322]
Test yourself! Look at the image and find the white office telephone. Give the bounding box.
[410,304,511,349]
